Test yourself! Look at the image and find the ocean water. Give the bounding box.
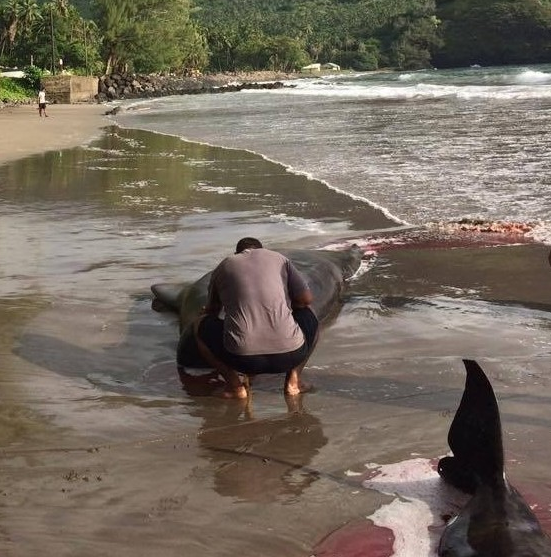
[115,63,551,243]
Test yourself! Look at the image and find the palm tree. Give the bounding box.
[95,0,137,74]
[0,0,21,56]
[18,0,41,39]
[51,0,68,17]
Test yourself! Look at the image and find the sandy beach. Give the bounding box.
[1,100,551,557]
[0,103,110,165]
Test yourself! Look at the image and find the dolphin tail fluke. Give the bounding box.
[438,359,504,492]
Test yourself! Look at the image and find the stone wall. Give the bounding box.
[41,75,98,104]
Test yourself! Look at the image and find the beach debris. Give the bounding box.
[430,218,535,235]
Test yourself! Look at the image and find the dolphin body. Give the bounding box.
[437,359,551,557]
[151,247,363,368]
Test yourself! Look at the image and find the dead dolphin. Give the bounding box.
[151,246,363,368]
[438,359,551,557]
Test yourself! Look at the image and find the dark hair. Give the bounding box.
[235,237,263,253]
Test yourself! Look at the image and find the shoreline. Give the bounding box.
[0,71,307,166]
[0,103,111,166]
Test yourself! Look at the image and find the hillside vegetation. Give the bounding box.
[0,74,34,101]
[1,0,551,76]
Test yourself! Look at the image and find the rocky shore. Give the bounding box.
[97,70,300,101]
[1,70,304,109]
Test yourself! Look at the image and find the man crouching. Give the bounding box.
[193,237,319,399]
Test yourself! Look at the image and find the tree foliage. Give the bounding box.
[1,0,551,77]
[1,0,101,73]
[0,73,34,99]
[434,0,551,67]
[192,0,443,71]
[92,0,207,74]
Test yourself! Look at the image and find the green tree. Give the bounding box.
[22,0,101,72]
[435,0,551,67]
[94,0,208,74]
[18,0,41,39]
[0,0,101,72]
[93,0,136,74]
[234,33,309,71]
[0,0,22,57]
[192,0,443,71]
[387,16,442,68]
[130,0,208,73]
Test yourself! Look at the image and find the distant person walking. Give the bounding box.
[38,87,48,117]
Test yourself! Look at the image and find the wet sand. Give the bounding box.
[0,104,109,165]
[1,125,551,556]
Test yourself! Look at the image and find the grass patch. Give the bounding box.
[0,77,34,103]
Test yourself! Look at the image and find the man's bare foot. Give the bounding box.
[218,385,248,399]
[284,382,313,396]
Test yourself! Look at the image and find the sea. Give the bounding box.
[116,63,551,242]
[1,63,551,556]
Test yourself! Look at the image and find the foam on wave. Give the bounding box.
[273,81,551,101]
[514,69,551,84]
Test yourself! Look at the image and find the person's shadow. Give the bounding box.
[180,372,328,503]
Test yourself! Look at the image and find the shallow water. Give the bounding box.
[1,121,551,556]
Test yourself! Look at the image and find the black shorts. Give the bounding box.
[196,307,319,375]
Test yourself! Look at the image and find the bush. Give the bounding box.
[336,50,379,71]
[23,65,44,90]
[0,77,34,102]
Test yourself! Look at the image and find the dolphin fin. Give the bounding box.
[151,282,188,313]
[438,359,504,491]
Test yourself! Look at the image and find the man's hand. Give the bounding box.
[203,302,221,315]
[291,289,313,309]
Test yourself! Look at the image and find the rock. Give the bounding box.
[96,71,298,102]
[106,86,118,99]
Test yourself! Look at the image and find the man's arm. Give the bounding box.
[287,261,313,308]
[204,274,222,315]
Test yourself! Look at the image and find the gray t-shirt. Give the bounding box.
[208,248,310,355]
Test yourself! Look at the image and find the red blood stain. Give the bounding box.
[312,463,551,557]
[344,221,538,258]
